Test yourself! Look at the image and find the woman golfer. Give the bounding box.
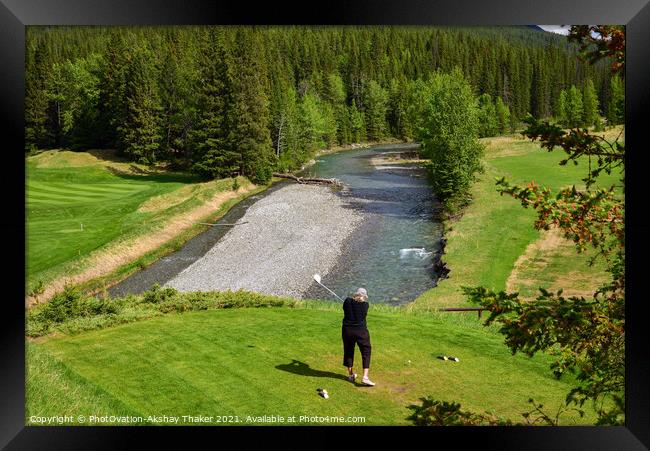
[342,287,375,386]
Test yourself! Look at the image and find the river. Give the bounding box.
[109,143,445,305]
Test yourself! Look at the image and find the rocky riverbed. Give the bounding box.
[164,183,364,298]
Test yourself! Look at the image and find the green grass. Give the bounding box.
[27,304,596,426]
[25,150,259,293]
[411,129,623,310]
[27,164,186,279]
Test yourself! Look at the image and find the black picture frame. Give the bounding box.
[2,0,649,448]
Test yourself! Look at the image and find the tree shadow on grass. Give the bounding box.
[105,164,201,184]
[275,359,349,382]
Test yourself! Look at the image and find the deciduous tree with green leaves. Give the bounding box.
[477,93,499,138]
[416,68,484,211]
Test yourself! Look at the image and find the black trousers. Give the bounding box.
[342,326,371,369]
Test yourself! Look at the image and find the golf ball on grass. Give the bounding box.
[317,388,329,399]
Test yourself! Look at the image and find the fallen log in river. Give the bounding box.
[272,173,343,187]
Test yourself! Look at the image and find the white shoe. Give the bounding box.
[361,377,375,386]
[348,373,357,382]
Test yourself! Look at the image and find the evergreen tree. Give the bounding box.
[607,75,624,126]
[388,77,411,139]
[116,46,163,164]
[363,80,389,141]
[97,33,129,149]
[189,29,239,178]
[159,32,198,163]
[582,79,599,127]
[566,85,584,128]
[25,39,52,151]
[557,89,568,126]
[44,62,67,148]
[25,25,618,174]
[228,29,275,183]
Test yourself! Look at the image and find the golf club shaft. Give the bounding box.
[316,281,344,302]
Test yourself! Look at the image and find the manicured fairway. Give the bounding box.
[25,150,251,293]
[26,153,191,286]
[28,305,596,426]
[412,128,623,310]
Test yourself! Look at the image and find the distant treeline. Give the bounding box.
[25,26,618,183]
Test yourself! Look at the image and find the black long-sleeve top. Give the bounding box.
[342,297,369,328]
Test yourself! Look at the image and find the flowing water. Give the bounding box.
[109,143,444,305]
[302,144,444,305]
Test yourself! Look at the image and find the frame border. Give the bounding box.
[2,0,648,448]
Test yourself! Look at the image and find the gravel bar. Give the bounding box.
[165,184,364,298]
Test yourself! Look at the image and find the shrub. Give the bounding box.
[142,284,179,304]
[407,397,512,426]
[28,280,45,297]
[26,286,296,337]
[38,285,85,324]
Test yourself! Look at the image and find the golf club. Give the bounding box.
[313,274,344,302]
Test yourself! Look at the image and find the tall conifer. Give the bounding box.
[117,46,163,164]
[582,79,599,127]
[228,28,275,183]
[189,29,239,178]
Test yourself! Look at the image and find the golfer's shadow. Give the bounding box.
[275,359,349,382]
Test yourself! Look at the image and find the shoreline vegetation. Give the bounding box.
[25,128,620,427]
